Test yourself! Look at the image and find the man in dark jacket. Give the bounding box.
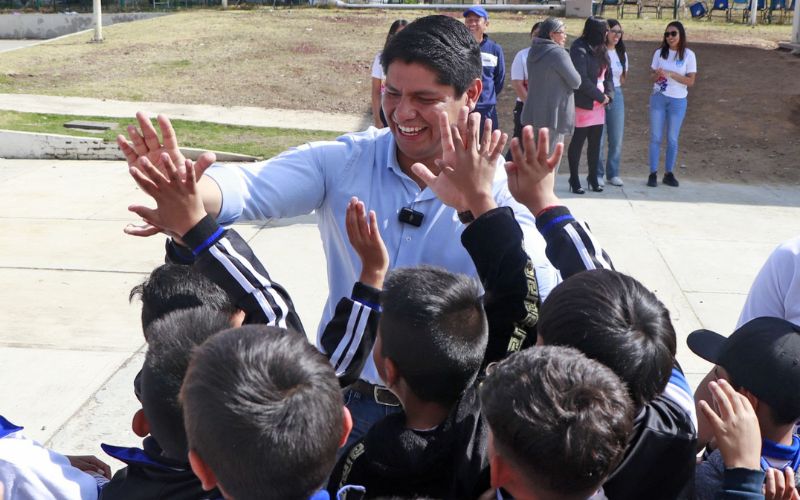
[463,6,505,134]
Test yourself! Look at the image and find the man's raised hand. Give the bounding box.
[345,197,389,289]
[504,126,564,215]
[126,151,211,240]
[411,109,506,218]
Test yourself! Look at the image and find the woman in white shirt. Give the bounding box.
[370,19,408,129]
[597,19,628,188]
[647,21,697,188]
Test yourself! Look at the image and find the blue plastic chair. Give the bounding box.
[708,0,731,19]
[742,0,767,21]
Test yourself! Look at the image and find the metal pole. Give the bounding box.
[793,0,799,45]
[92,0,103,42]
[673,0,678,19]
[222,0,227,8]
[750,0,757,25]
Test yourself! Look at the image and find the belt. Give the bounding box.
[349,379,401,407]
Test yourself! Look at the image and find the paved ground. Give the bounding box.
[1,157,799,471]
[0,40,41,53]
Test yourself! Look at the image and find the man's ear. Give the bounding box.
[339,406,354,448]
[131,409,150,438]
[464,78,483,111]
[188,450,218,492]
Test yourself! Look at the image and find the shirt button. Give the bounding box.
[406,236,411,242]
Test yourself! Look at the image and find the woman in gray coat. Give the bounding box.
[521,18,581,170]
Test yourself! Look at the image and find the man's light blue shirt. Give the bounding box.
[207,127,560,384]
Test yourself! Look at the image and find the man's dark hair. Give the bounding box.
[480,346,634,496]
[538,269,677,409]
[130,264,235,331]
[140,306,233,459]
[381,15,482,96]
[181,325,343,500]
[379,267,488,406]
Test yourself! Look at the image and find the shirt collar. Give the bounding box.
[101,443,187,472]
[0,415,23,439]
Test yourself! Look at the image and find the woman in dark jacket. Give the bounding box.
[567,17,614,194]
[521,18,580,169]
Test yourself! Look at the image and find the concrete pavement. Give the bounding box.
[1,157,799,470]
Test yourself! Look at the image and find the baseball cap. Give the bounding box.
[687,317,800,420]
[463,6,489,19]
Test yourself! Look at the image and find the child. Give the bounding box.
[180,325,356,500]
[690,317,800,499]
[479,345,634,500]
[101,307,231,499]
[327,266,490,499]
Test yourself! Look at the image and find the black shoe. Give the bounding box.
[587,176,604,192]
[569,181,585,195]
[647,173,658,187]
[663,172,679,187]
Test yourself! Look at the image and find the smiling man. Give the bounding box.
[119,15,558,446]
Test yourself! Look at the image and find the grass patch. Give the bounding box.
[0,110,339,159]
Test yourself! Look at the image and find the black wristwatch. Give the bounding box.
[457,210,475,224]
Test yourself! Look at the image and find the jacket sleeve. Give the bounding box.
[555,48,582,90]
[570,42,607,104]
[180,215,305,334]
[494,44,506,95]
[534,206,614,279]
[603,60,615,102]
[318,282,381,388]
[715,468,766,500]
[461,207,540,365]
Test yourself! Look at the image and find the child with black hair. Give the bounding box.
[180,325,357,500]
[690,317,800,500]
[100,307,231,500]
[480,345,634,500]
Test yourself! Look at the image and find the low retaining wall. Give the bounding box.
[0,130,257,162]
[0,12,166,40]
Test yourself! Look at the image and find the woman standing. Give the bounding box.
[567,17,613,194]
[647,21,697,188]
[521,17,581,168]
[597,19,627,187]
[370,19,408,128]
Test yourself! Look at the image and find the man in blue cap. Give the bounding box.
[463,6,505,134]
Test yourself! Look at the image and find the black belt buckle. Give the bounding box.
[373,385,400,407]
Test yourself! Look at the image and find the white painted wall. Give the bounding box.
[0,13,165,40]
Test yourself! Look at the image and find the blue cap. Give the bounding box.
[463,6,489,19]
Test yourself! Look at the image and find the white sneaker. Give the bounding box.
[597,176,605,187]
[608,176,624,186]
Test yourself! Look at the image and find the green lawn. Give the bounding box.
[0,110,339,159]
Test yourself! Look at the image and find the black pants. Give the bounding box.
[504,101,525,161]
[568,124,604,186]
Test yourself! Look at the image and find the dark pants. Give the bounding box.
[476,105,499,141]
[568,124,604,187]
[504,101,525,161]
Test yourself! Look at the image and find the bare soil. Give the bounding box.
[0,9,796,184]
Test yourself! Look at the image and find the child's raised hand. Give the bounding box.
[126,152,213,241]
[698,379,761,471]
[504,126,563,215]
[345,197,389,289]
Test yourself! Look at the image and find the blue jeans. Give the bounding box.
[648,92,687,174]
[598,86,625,180]
[340,388,401,454]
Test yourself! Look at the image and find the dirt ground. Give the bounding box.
[0,9,796,184]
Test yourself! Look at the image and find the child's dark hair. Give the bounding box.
[480,345,634,496]
[659,21,687,61]
[538,270,677,409]
[379,267,487,406]
[384,19,409,51]
[607,19,627,77]
[181,325,343,500]
[580,16,611,70]
[130,264,235,332]
[381,15,482,96]
[140,306,233,459]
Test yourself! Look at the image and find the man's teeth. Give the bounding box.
[397,124,424,134]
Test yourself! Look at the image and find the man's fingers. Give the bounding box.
[124,222,162,237]
[157,114,179,151]
[439,112,456,155]
[137,111,162,153]
[194,151,217,179]
[410,162,438,188]
[117,135,139,165]
[127,124,149,157]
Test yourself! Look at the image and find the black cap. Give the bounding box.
[688,317,800,420]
